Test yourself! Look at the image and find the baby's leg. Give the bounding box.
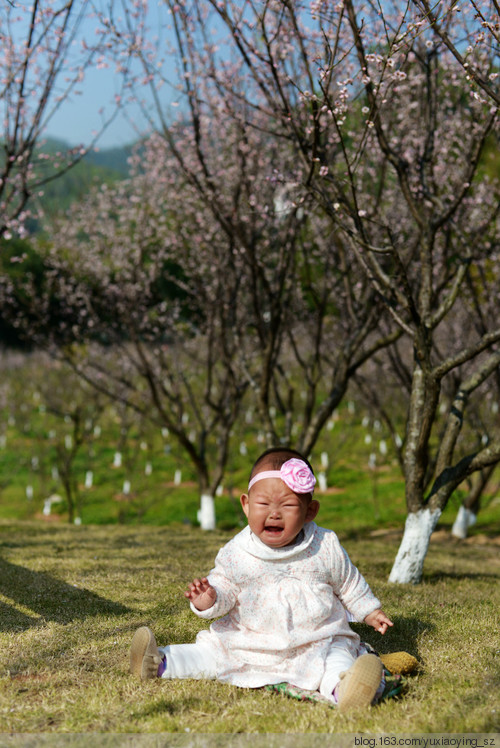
[320,646,384,710]
[160,642,218,680]
[130,626,217,681]
[319,645,357,701]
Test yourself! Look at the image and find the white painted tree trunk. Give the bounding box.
[451,504,477,539]
[197,493,216,530]
[388,507,442,584]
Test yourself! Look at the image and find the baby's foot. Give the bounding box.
[130,626,165,679]
[336,653,383,711]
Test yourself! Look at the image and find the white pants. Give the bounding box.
[159,643,218,681]
[159,642,360,701]
[318,646,359,701]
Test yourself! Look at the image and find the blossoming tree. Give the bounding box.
[30,135,257,530]
[2,113,399,529]
[123,0,500,580]
[0,0,129,239]
[3,0,499,565]
[91,0,403,458]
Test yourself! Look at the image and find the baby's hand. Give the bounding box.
[185,577,217,611]
[364,608,393,635]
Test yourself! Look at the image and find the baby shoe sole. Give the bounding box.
[338,653,383,711]
[130,626,161,679]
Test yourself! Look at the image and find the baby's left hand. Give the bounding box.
[185,577,217,611]
[364,608,393,634]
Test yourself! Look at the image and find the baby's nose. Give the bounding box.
[269,508,281,518]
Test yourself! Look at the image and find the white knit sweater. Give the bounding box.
[191,522,381,689]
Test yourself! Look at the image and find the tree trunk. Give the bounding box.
[388,507,442,584]
[451,505,476,540]
[62,476,74,524]
[450,465,494,539]
[197,494,216,530]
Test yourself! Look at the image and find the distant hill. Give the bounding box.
[29,139,135,231]
[84,143,134,177]
[41,137,133,177]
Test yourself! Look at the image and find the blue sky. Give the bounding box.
[44,49,171,150]
[42,4,178,150]
[30,1,230,151]
[41,1,235,151]
[45,68,142,150]
[40,1,241,151]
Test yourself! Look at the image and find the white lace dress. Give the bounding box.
[191,521,381,690]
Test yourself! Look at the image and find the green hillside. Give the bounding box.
[25,139,133,231]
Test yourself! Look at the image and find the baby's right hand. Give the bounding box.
[184,577,217,611]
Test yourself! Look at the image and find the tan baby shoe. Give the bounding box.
[130,626,164,679]
[337,653,383,711]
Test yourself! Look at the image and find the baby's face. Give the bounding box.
[240,476,319,548]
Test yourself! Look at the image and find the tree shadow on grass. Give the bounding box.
[0,598,39,631]
[0,557,130,631]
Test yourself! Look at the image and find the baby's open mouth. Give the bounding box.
[264,526,283,534]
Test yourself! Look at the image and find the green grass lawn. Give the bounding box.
[0,520,498,734]
[1,367,499,735]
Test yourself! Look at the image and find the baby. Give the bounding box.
[130,447,393,710]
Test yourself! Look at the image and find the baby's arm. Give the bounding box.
[185,540,240,618]
[364,608,393,634]
[184,577,217,611]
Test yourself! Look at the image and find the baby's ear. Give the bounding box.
[240,493,250,518]
[306,499,320,522]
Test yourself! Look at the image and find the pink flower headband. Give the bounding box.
[248,457,316,495]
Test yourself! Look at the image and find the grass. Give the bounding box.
[0,520,499,734]
[1,357,499,736]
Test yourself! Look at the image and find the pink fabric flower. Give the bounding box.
[280,458,316,494]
